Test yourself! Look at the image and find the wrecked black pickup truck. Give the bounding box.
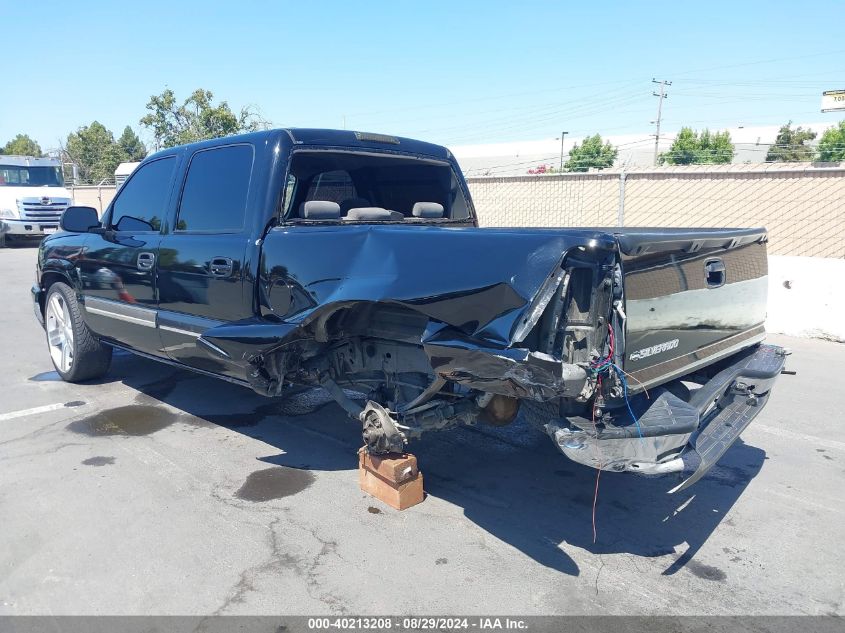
[33,128,786,490]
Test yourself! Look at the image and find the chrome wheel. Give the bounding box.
[46,293,74,373]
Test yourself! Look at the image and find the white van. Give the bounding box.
[0,156,73,246]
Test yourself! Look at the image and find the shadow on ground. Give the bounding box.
[72,352,765,579]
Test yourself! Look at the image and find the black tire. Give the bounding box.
[0,232,6,248]
[44,282,112,382]
[519,400,561,431]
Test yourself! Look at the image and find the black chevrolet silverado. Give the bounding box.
[33,128,787,490]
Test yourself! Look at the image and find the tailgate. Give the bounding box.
[617,228,769,390]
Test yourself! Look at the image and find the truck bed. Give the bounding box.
[204,224,769,397]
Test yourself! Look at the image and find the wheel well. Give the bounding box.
[39,271,73,315]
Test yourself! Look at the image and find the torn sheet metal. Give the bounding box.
[422,324,587,401]
[201,225,615,364]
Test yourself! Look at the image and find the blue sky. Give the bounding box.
[2,1,843,152]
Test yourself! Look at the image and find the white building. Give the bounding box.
[114,161,141,189]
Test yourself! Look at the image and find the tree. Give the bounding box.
[140,88,269,149]
[563,134,618,172]
[817,121,845,162]
[117,126,147,162]
[1,134,43,156]
[660,127,734,165]
[64,121,126,183]
[765,121,816,162]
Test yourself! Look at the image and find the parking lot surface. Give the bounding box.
[1,244,843,615]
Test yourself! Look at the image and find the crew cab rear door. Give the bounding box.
[156,143,255,378]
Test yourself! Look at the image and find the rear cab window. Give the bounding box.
[282,151,471,224]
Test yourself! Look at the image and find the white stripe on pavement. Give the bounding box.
[750,424,845,452]
[0,403,69,422]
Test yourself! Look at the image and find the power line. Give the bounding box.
[421,90,647,140]
[448,84,831,145]
[351,50,844,121]
[344,78,645,120]
[668,48,845,78]
[437,96,652,145]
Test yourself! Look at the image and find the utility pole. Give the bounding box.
[558,131,568,171]
[651,79,671,166]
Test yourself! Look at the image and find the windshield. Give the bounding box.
[0,165,65,187]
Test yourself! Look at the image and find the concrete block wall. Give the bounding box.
[467,162,845,258]
[69,186,117,215]
[466,173,620,228]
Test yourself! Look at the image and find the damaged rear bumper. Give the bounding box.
[545,343,787,490]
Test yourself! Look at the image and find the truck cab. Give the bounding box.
[0,156,73,246]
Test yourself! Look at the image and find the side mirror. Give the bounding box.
[60,206,101,233]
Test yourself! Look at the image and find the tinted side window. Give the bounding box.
[177,144,254,232]
[110,157,176,232]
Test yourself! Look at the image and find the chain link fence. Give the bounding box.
[467,162,845,258]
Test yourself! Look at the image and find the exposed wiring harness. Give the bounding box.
[590,322,615,371]
[590,322,647,544]
[591,374,604,543]
[589,324,644,439]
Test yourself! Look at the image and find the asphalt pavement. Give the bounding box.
[1,244,843,616]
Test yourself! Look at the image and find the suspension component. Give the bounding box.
[360,401,406,454]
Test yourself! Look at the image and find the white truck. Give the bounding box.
[0,156,73,247]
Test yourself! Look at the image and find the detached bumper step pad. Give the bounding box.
[672,344,787,492]
[587,391,700,439]
[673,398,766,492]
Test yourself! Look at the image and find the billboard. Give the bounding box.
[821,90,845,113]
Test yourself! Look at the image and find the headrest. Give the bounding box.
[300,200,340,219]
[412,202,444,218]
[339,197,371,213]
[345,207,393,220]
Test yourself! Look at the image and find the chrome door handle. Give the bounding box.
[209,257,234,277]
[137,252,155,271]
